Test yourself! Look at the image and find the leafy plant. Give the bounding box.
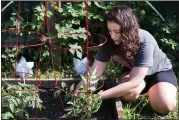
[1,82,43,119]
[54,71,102,119]
[1,48,24,78]
[37,68,75,79]
[122,94,151,120]
[32,2,52,31]
[103,59,124,81]
[2,1,179,80]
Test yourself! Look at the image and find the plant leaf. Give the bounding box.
[89,86,96,91]
[80,75,86,82]
[70,83,75,92]
[9,103,15,113]
[2,112,14,119]
[54,90,62,98]
[76,50,82,59]
[35,6,42,11]
[61,82,67,88]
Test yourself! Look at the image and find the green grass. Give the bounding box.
[122,91,178,120]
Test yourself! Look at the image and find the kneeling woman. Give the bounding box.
[90,6,178,117]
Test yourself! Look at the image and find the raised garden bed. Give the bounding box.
[2,78,123,120]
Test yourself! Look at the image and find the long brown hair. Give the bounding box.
[105,6,140,67]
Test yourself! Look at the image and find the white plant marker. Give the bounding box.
[73,57,88,75]
[14,56,34,84]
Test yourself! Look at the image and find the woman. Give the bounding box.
[76,6,178,117]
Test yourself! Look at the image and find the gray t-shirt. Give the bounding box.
[96,29,172,75]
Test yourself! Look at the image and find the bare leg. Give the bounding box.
[147,82,177,114]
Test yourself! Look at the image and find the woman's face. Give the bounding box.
[107,21,122,45]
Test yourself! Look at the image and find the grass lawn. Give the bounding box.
[122,89,178,120]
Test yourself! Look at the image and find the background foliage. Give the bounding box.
[1,1,179,79]
[1,1,179,120]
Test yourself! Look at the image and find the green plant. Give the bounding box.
[2,1,179,77]
[37,68,75,79]
[103,59,124,80]
[54,71,102,119]
[1,82,43,119]
[52,2,87,59]
[32,2,52,31]
[1,48,24,78]
[122,94,151,120]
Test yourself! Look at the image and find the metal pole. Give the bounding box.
[1,1,14,12]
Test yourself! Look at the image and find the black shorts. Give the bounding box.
[141,69,178,94]
[101,69,178,94]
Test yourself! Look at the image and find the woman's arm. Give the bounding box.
[99,66,149,99]
[74,59,108,91]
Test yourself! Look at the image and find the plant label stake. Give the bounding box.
[14,56,34,84]
[73,57,88,75]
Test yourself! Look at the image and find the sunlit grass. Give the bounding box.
[122,90,178,120]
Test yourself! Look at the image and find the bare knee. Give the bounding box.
[148,82,177,114]
[150,99,176,114]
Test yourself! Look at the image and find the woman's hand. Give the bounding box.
[97,90,104,99]
[118,71,130,83]
[73,89,80,96]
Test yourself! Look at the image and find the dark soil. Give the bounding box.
[26,88,119,120]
